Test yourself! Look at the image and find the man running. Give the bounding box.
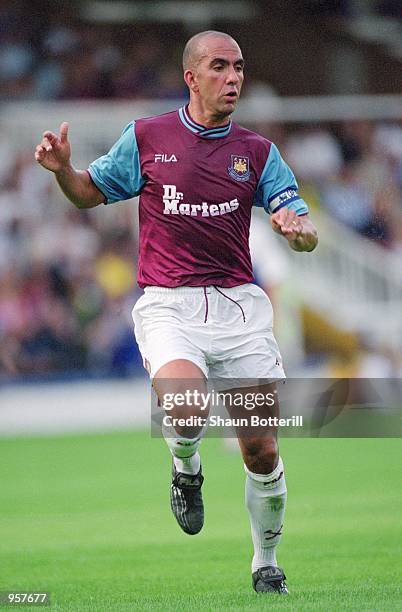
[35,30,318,594]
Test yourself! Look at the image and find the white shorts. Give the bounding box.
[132,283,285,383]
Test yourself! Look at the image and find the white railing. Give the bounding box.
[289,212,402,350]
[2,92,402,147]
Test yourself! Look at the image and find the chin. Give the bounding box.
[220,103,236,116]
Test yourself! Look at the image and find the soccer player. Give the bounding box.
[35,30,318,594]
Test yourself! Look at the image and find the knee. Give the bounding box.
[242,437,278,474]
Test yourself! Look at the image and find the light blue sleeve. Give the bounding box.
[254,143,309,216]
[87,121,146,204]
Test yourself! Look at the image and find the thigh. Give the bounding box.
[211,333,285,381]
[224,381,279,439]
[153,359,209,439]
[210,284,285,381]
[132,292,208,379]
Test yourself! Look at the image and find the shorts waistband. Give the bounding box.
[144,284,249,324]
[144,284,249,295]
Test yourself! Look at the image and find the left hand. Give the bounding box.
[270,208,303,241]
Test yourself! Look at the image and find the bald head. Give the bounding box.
[182,30,240,71]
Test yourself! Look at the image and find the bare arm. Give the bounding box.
[271,208,318,252]
[35,122,105,209]
[54,165,104,209]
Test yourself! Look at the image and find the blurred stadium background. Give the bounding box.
[0,0,401,432]
[1,0,402,400]
[1,1,401,608]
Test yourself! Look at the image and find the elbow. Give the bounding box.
[73,197,102,210]
[73,200,86,210]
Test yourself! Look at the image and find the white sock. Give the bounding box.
[245,457,287,572]
[162,425,202,475]
[173,451,200,475]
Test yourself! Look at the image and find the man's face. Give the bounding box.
[189,36,244,118]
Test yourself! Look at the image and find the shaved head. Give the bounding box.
[182,30,239,71]
[182,30,244,125]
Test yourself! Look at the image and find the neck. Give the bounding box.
[187,100,230,129]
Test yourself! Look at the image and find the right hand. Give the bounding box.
[35,122,71,173]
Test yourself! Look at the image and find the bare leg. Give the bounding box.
[153,359,207,535]
[153,359,208,438]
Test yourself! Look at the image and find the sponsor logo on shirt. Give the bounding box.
[154,153,178,162]
[228,155,250,182]
[162,184,239,217]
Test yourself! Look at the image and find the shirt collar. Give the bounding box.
[178,105,232,139]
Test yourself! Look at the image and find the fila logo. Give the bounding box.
[154,153,178,162]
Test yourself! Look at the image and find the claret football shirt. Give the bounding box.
[88,105,308,288]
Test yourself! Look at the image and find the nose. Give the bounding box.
[226,66,240,85]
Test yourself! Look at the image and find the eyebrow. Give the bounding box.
[210,57,245,67]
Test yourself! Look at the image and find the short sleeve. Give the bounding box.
[254,143,309,216]
[87,122,146,204]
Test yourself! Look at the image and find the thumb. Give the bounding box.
[271,213,282,226]
[59,121,69,143]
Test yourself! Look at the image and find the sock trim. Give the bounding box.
[244,457,284,487]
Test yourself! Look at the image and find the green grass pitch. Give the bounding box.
[0,431,400,611]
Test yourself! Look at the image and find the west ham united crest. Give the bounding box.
[228,155,250,182]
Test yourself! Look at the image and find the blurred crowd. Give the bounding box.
[0,118,401,381]
[0,3,187,101]
[275,120,402,248]
[0,150,143,380]
[303,0,402,17]
[1,0,400,103]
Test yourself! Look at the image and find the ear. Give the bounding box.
[184,69,199,93]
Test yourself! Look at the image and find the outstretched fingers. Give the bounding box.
[35,121,70,168]
[271,208,302,239]
[42,131,58,146]
[59,121,69,143]
[35,144,46,162]
[40,121,68,151]
[40,136,53,152]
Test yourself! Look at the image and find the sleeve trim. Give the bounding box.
[271,198,309,216]
[268,186,299,204]
[271,194,301,212]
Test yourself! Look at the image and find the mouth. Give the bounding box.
[223,91,238,101]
